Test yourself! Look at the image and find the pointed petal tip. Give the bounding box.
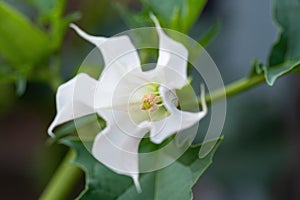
[138,121,150,129]
[150,136,163,144]
[69,23,107,47]
[47,126,55,138]
[69,23,76,29]
[149,13,161,28]
[133,175,142,193]
[149,12,156,22]
[200,84,207,114]
[69,23,82,34]
[69,23,86,38]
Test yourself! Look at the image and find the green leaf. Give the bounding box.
[116,0,207,33]
[262,61,300,85]
[269,0,300,65]
[141,0,207,33]
[114,3,151,29]
[256,0,300,85]
[27,0,61,17]
[28,0,81,50]
[0,1,50,69]
[198,21,221,47]
[62,137,222,200]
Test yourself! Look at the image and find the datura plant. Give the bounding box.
[48,15,207,191]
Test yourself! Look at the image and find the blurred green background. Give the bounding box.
[0,0,299,199]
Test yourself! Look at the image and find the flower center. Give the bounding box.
[140,92,162,112]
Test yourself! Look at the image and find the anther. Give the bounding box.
[140,93,162,112]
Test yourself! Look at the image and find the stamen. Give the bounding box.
[140,92,162,112]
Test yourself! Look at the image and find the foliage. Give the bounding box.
[251,0,300,85]
[1,0,299,199]
[62,137,223,200]
[115,0,208,34]
[0,0,79,93]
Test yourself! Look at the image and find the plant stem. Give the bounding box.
[204,74,265,104]
[39,150,82,200]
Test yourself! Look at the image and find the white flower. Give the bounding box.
[48,15,207,192]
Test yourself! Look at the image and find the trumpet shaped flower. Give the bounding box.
[48,15,207,191]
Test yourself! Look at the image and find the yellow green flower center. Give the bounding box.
[140,92,162,112]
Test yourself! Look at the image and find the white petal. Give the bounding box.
[92,122,145,192]
[150,86,207,144]
[70,23,141,75]
[95,68,148,110]
[48,73,97,137]
[150,14,188,89]
[98,108,148,135]
[70,24,144,109]
[92,108,149,191]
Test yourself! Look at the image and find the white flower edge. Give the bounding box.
[48,15,207,192]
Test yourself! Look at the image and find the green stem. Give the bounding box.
[204,74,265,104]
[39,150,82,200]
